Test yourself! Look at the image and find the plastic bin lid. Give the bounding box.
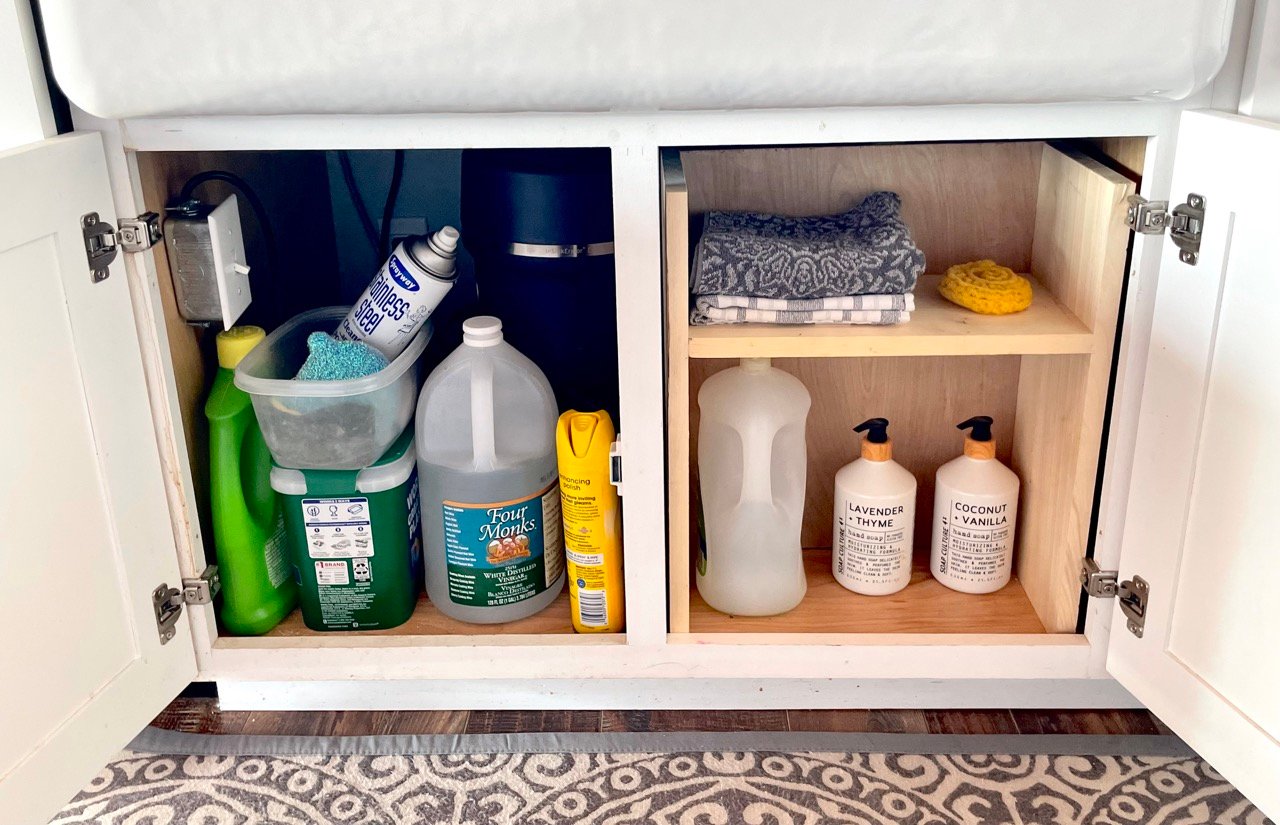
[270,427,417,495]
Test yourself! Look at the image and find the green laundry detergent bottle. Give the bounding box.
[271,426,421,632]
[205,326,297,634]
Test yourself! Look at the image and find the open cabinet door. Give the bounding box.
[0,134,195,823]
[1109,110,1280,820]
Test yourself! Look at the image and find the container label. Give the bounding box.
[935,496,1015,585]
[334,248,452,355]
[264,513,292,588]
[388,255,420,292]
[833,494,913,591]
[313,558,379,628]
[442,484,563,607]
[301,497,374,559]
[315,559,350,586]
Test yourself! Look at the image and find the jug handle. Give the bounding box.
[470,356,498,471]
[737,418,777,507]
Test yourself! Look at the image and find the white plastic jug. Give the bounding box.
[416,316,565,623]
[696,358,810,616]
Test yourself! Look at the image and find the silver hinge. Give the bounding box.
[181,565,221,605]
[610,436,623,496]
[117,211,163,252]
[81,211,164,283]
[82,212,117,283]
[1079,560,1149,638]
[1079,558,1118,598]
[152,583,184,645]
[1118,576,1149,638]
[1124,193,1205,265]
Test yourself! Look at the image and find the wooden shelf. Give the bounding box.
[687,275,1092,359]
[686,548,1049,635]
[251,588,598,640]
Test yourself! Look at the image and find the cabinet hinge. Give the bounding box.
[1079,558,1118,598]
[81,211,164,283]
[182,565,221,605]
[1124,193,1206,265]
[1079,559,1149,638]
[117,211,163,252]
[610,436,623,496]
[151,583,184,645]
[1118,576,1149,639]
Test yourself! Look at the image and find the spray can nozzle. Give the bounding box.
[854,418,891,444]
[958,416,994,442]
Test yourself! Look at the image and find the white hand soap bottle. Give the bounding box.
[832,418,916,596]
[930,416,1020,594]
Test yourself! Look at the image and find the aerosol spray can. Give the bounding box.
[335,226,460,359]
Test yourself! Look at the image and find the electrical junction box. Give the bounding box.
[164,194,252,327]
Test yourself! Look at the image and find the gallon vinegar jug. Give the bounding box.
[696,358,810,616]
[416,316,565,623]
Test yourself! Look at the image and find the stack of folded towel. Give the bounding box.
[690,191,924,326]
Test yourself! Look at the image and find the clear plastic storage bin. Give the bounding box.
[234,306,430,470]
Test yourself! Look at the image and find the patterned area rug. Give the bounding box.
[53,729,1271,824]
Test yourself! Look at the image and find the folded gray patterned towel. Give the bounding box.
[694,306,912,325]
[691,293,915,325]
[690,191,925,298]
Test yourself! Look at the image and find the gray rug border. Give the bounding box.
[128,726,1194,759]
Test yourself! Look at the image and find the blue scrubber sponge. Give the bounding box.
[295,332,389,381]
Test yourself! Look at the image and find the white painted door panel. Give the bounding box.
[0,133,194,824]
[1111,110,1280,820]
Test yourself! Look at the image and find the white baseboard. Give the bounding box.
[215,677,1141,711]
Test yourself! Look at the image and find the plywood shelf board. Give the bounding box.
[245,590,589,642]
[663,152,693,633]
[1014,145,1135,633]
[687,274,1093,359]
[687,548,1047,635]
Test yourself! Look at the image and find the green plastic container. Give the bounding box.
[205,327,299,635]
[271,427,421,631]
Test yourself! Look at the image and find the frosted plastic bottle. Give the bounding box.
[930,416,1021,594]
[416,317,565,623]
[696,358,810,616]
[205,326,298,635]
[832,418,917,596]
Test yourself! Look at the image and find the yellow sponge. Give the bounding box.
[938,260,1033,315]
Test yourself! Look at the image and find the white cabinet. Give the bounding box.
[1105,110,1280,821]
[0,134,196,824]
[3,96,1279,822]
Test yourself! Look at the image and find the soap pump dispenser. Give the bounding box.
[930,416,1020,594]
[832,418,917,596]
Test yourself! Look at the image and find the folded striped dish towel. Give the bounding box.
[692,293,915,325]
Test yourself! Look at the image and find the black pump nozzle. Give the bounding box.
[957,416,994,442]
[854,417,891,444]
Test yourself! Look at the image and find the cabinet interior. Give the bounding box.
[135,148,619,646]
[665,139,1142,638]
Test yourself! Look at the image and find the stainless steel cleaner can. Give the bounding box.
[336,226,459,359]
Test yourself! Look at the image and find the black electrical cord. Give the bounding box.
[379,150,406,259]
[178,170,279,274]
[338,151,380,252]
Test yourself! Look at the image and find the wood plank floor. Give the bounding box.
[152,697,1172,737]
